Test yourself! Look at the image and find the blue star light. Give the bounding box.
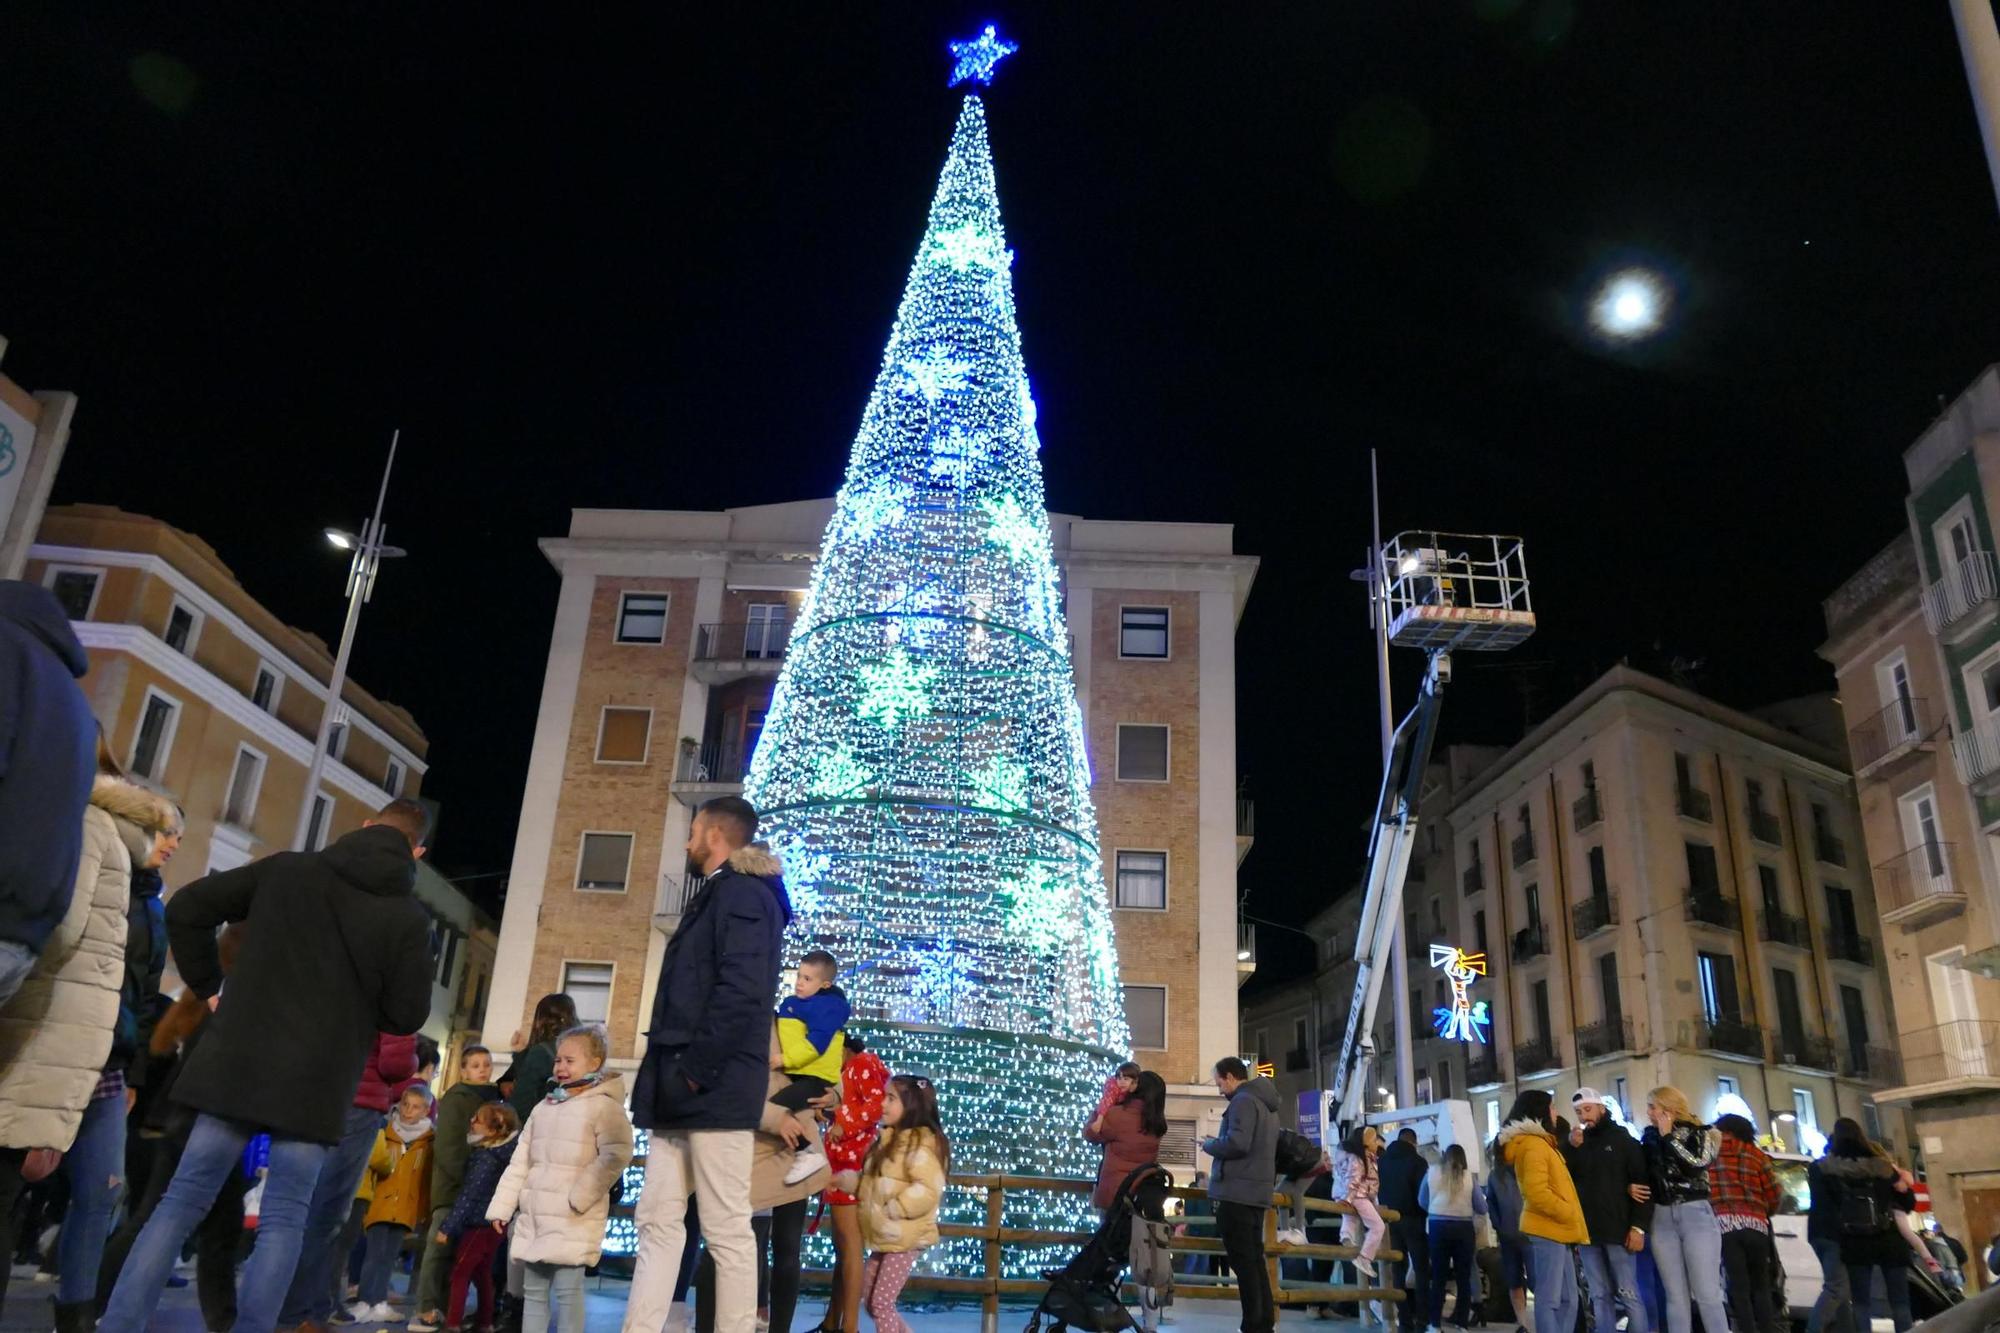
[947,25,1018,88]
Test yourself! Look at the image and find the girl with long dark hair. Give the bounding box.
[1083,1068,1166,1212]
[1495,1089,1586,1333]
[1811,1117,1915,1333]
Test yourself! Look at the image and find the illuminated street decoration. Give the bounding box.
[1429,943,1491,1043]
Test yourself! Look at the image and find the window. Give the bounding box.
[439,928,461,989]
[1880,657,1918,739]
[1899,787,1949,885]
[1524,882,1542,930]
[1825,884,1860,940]
[1675,752,1695,791]
[576,832,635,891]
[1581,759,1597,790]
[130,689,181,780]
[562,962,615,1024]
[1862,1101,1883,1144]
[252,664,281,713]
[1773,967,1807,1056]
[44,566,101,620]
[1792,1087,1819,1138]
[745,603,787,659]
[222,746,265,827]
[1115,724,1169,782]
[1599,951,1622,1026]
[1840,985,1870,1071]
[164,598,201,654]
[1123,985,1167,1050]
[1698,951,1741,1024]
[1254,1029,1268,1062]
[1747,778,1768,814]
[1717,1074,1739,1101]
[1613,1076,1629,1119]
[1532,980,1552,1041]
[326,721,348,762]
[1292,1017,1308,1057]
[596,707,653,764]
[1758,864,1783,920]
[615,592,669,645]
[306,793,332,851]
[1119,606,1170,659]
[1518,803,1533,838]
[1588,845,1609,901]
[1686,842,1722,897]
[1113,850,1167,910]
[1484,1098,1501,1139]
[383,759,404,798]
[1436,1061,1452,1100]
[1428,896,1443,935]
[1473,910,1487,956]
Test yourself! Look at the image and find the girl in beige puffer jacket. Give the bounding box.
[856,1074,950,1333]
[486,1026,631,1333]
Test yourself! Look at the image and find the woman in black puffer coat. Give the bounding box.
[1810,1118,1915,1333]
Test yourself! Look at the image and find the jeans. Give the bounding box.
[1848,1261,1913,1333]
[98,1112,333,1333]
[359,1223,410,1306]
[1808,1237,1856,1333]
[57,1090,127,1304]
[1394,1214,1430,1330]
[1427,1218,1477,1327]
[1580,1243,1649,1333]
[1721,1229,1781,1333]
[1651,1200,1728,1333]
[624,1129,756,1333]
[1216,1201,1274,1333]
[1523,1236,1575,1333]
[523,1261,585,1333]
[0,938,37,1009]
[281,1104,384,1324]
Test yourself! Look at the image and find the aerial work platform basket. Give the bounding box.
[1379,531,1535,653]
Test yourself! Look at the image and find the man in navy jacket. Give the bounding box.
[623,796,787,1333]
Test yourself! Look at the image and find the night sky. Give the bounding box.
[8,7,2000,966]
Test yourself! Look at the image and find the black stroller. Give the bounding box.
[1025,1163,1175,1333]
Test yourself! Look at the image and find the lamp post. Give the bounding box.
[292,431,407,851]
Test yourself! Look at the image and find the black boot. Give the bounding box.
[497,1293,523,1333]
[53,1298,96,1333]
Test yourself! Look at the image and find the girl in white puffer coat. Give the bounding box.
[486,1026,632,1333]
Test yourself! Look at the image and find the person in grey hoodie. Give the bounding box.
[1201,1056,1279,1333]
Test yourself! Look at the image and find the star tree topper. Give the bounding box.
[948,24,1018,88]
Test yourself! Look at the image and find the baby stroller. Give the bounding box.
[1025,1163,1175,1333]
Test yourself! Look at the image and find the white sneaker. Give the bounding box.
[784,1143,828,1186]
[1355,1257,1377,1279]
[365,1303,405,1325]
[1281,1228,1309,1245]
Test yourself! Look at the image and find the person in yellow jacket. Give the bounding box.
[1496,1090,1586,1333]
[349,1086,435,1322]
[856,1075,949,1333]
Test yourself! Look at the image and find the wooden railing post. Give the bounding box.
[1265,1197,1282,1325]
[982,1177,1004,1333]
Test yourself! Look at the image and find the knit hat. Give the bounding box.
[1572,1086,1606,1109]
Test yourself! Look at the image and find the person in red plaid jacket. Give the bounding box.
[1711,1114,1783,1333]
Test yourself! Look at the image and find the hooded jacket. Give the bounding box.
[0,581,96,954]
[486,1071,634,1267]
[1560,1116,1654,1244]
[858,1127,948,1253]
[1498,1118,1588,1245]
[1810,1150,1912,1265]
[106,857,168,1080]
[0,777,147,1148]
[363,1116,436,1230]
[1378,1138,1427,1218]
[166,824,433,1144]
[1202,1075,1279,1208]
[1642,1120,1720,1205]
[633,844,789,1133]
[430,1077,504,1210]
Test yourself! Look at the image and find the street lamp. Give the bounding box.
[292,430,406,851]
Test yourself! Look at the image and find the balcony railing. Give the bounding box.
[1921,549,2000,638]
[1511,921,1551,963]
[1826,930,1876,966]
[1576,1015,1635,1060]
[1466,1050,1501,1088]
[675,739,750,785]
[1685,891,1740,930]
[1697,1018,1766,1060]
[1770,1032,1837,1071]
[1677,785,1713,823]
[1840,1043,1903,1085]
[1814,827,1849,868]
[1462,862,1486,897]
[1848,695,1935,773]
[1874,842,1962,921]
[1511,831,1536,868]
[693,620,792,661]
[1746,806,1783,846]
[1237,798,1255,839]
[1514,1036,1562,1076]
[1759,909,1810,949]
[1953,716,2000,791]
[1897,1019,2000,1085]
[655,873,697,920]
[1572,894,1617,939]
[1573,787,1603,832]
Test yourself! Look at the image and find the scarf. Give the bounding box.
[546,1071,604,1104]
[391,1114,433,1144]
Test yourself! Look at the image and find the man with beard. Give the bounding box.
[1562,1088,1652,1333]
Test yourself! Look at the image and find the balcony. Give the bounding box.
[1511,921,1552,963]
[1848,695,1937,778]
[1466,1049,1502,1089]
[1697,1017,1766,1061]
[1511,830,1536,868]
[1571,893,1617,939]
[1953,716,2000,796]
[1685,891,1740,930]
[1746,806,1783,847]
[671,738,749,809]
[1770,1032,1838,1072]
[1759,909,1811,949]
[1572,786,1604,832]
[690,621,791,684]
[1514,1036,1563,1076]
[1921,549,2000,642]
[1839,1043,1903,1085]
[1883,1020,2000,1096]
[1677,784,1713,823]
[653,873,697,933]
[1874,842,1967,930]
[1462,862,1486,898]
[1576,1015,1635,1061]
[1236,798,1255,868]
[1826,930,1876,966]
[1237,923,1258,984]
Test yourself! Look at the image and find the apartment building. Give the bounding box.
[485,499,1259,1112]
[1443,666,1896,1153]
[1820,365,2000,1260]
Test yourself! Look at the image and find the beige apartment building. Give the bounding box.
[1443,667,1897,1151]
[485,499,1258,1119]
[1820,365,2000,1259]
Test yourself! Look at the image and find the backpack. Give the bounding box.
[1839,1187,1888,1238]
[1488,1158,1524,1240]
[1275,1129,1322,1179]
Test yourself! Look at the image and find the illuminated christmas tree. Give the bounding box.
[743,30,1130,1271]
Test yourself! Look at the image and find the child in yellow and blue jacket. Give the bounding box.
[770,948,849,1184]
